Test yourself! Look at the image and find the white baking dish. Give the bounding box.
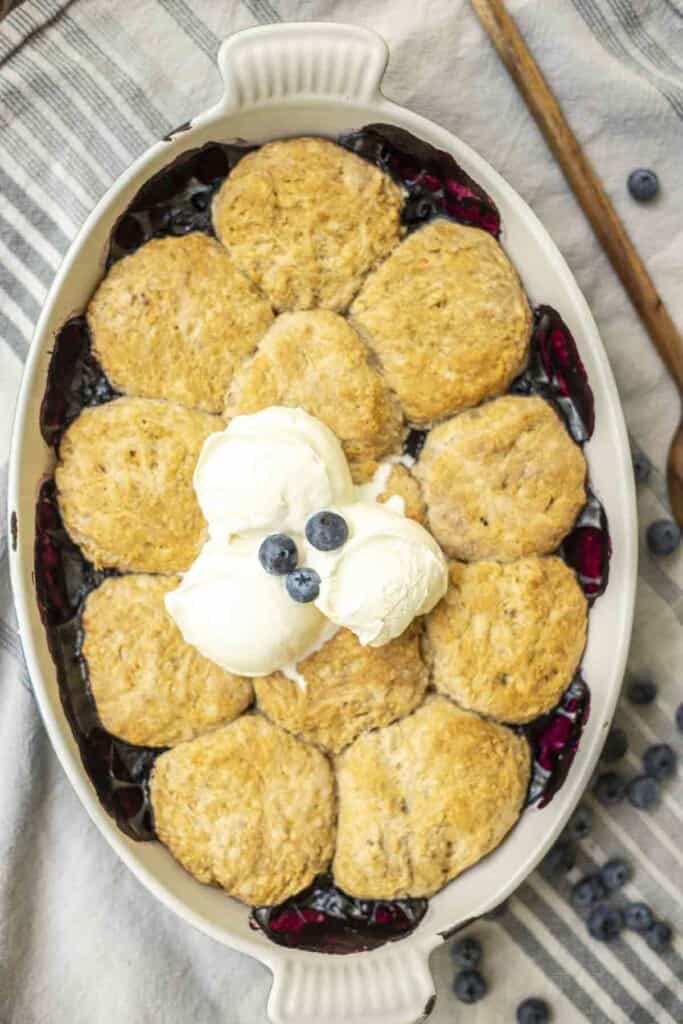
[8,22,637,1024]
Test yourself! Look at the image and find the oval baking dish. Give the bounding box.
[8,22,637,1024]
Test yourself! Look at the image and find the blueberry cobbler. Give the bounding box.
[36,126,610,954]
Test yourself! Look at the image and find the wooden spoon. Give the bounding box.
[470,0,683,527]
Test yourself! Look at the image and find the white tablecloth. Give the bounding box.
[1,1,682,1020]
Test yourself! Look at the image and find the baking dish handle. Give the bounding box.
[266,944,438,1024]
[214,22,389,111]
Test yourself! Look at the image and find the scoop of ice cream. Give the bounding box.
[194,407,354,538]
[165,535,331,676]
[311,502,448,646]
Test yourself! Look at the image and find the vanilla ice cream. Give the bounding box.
[312,502,448,646]
[165,535,331,676]
[194,407,354,538]
[165,406,449,677]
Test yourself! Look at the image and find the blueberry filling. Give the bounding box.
[34,480,159,841]
[512,305,595,443]
[340,124,502,237]
[34,130,613,955]
[106,141,256,267]
[40,316,118,449]
[249,873,427,953]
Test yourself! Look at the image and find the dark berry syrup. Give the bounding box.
[33,130,611,953]
[35,478,159,839]
[251,874,428,954]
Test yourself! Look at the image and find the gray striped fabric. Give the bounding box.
[0,2,682,1021]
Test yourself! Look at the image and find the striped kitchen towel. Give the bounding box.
[0,2,681,1022]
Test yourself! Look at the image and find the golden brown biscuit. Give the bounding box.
[425,559,587,723]
[416,395,586,560]
[254,625,428,753]
[226,310,403,465]
[56,397,218,572]
[151,715,335,905]
[88,234,273,412]
[350,219,531,423]
[379,463,427,524]
[351,460,427,523]
[212,137,403,312]
[333,696,530,899]
[82,575,253,747]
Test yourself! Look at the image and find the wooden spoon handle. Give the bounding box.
[470,0,683,396]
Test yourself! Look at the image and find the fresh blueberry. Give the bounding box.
[676,702,683,732]
[602,727,628,763]
[623,902,654,932]
[646,519,681,557]
[595,772,626,805]
[450,935,482,968]
[632,449,651,485]
[571,874,606,913]
[627,775,660,810]
[258,534,298,575]
[305,511,348,551]
[453,968,487,1004]
[568,805,593,839]
[587,903,622,941]
[645,921,672,952]
[643,743,677,781]
[286,567,321,603]
[628,168,659,202]
[600,858,631,891]
[627,678,657,705]
[517,997,551,1024]
[543,839,575,874]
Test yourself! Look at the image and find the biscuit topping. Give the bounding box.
[165,407,447,674]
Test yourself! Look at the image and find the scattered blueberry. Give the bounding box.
[645,921,672,952]
[587,903,622,941]
[568,804,593,839]
[676,702,683,732]
[595,772,626,805]
[453,968,487,1004]
[258,534,298,575]
[624,902,654,932]
[571,875,607,913]
[450,935,482,968]
[286,567,321,603]
[305,511,349,551]
[627,775,660,810]
[602,727,628,763]
[543,839,575,874]
[643,743,677,781]
[646,519,681,557]
[628,168,659,202]
[600,858,631,891]
[627,678,657,705]
[517,997,551,1024]
[632,449,651,485]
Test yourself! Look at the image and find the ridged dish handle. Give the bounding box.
[267,945,437,1024]
[215,23,389,110]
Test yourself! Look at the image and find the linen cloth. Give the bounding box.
[1,1,682,1021]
